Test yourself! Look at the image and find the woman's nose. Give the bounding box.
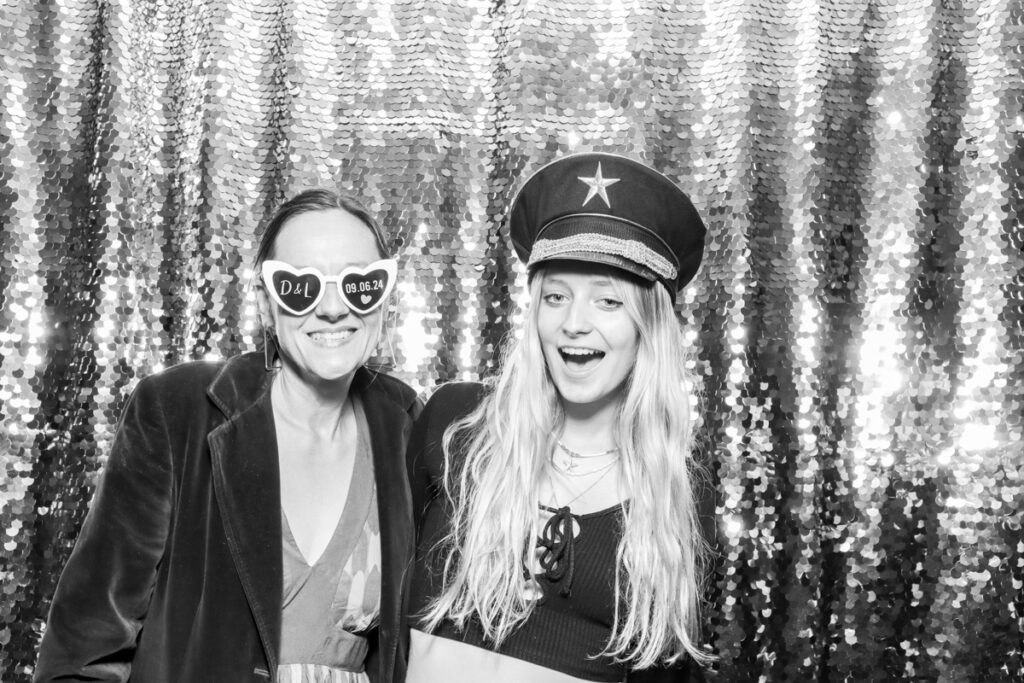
[562,299,592,335]
[315,283,351,320]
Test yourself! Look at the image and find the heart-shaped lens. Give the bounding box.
[271,270,322,314]
[341,268,389,314]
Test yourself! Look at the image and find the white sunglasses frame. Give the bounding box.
[260,258,398,316]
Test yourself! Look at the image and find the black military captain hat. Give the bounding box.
[509,152,706,301]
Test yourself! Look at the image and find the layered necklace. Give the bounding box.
[552,438,620,476]
[537,438,622,597]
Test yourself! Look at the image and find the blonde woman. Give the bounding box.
[406,153,716,682]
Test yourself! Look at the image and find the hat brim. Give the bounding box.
[522,213,679,295]
[527,252,660,284]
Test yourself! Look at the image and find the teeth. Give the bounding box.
[559,347,604,364]
[309,330,355,345]
[560,347,602,356]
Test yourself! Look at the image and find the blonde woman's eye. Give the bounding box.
[542,292,568,305]
[597,298,623,310]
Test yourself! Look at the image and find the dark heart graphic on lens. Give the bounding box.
[341,268,390,314]
[272,271,322,314]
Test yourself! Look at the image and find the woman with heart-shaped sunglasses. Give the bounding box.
[36,189,421,683]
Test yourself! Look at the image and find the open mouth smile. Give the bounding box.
[559,346,605,370]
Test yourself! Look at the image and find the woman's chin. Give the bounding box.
[279,350,368,387]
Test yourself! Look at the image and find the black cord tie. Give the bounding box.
[537,504,577,596]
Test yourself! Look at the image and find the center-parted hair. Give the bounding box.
[421,264,712,668]
[254,188,391,271]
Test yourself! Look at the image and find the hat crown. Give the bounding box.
[509,153,707,298]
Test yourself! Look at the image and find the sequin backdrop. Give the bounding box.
[1,0,1021,679]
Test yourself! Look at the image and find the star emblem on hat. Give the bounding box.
[578,163,620,208]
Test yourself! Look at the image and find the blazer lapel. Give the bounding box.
[208,387,282,669]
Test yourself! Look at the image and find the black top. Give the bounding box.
[406,382,714,683]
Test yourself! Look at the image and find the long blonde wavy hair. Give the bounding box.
[421,264,712,668]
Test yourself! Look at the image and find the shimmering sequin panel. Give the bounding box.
[1,0,1021,680]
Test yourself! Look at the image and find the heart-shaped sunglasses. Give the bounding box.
[261,259,397,316]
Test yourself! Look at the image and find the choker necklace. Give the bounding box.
[554,439,620,475]
[556,439,619,459]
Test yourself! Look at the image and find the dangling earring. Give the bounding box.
[263,327,278,372]
[383,317,396,365]
[377,309,396,366]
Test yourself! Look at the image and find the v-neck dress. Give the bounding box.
[277,399,382,683]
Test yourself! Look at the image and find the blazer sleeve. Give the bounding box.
[34,377,175,682]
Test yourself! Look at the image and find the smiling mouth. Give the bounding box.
[308,330,357,346]
[559,347,605,368]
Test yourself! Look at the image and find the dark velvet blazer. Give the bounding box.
[35,352,421,683]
